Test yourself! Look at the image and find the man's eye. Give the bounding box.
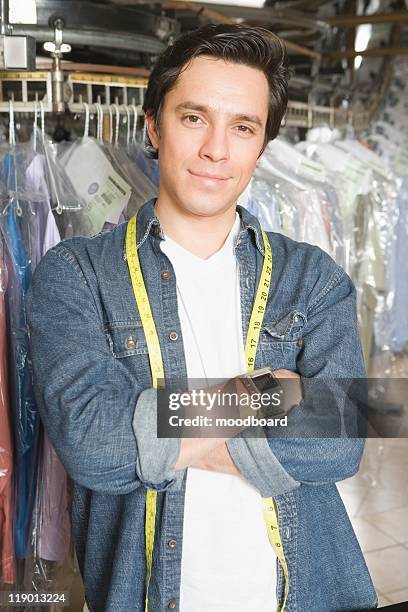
[185,115,201,124]
[236,125,253,134]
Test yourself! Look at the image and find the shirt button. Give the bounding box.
[153,226,160,236]
[169,331,178,341]
[126,336,136,349]
[297,338,304,347]
[168,602,177,609]
[161,271,171,281]
[168,539,177,549]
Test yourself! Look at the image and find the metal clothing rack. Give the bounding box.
[0,59,392,133]
[0,70,145,115]
[67,72,146,115]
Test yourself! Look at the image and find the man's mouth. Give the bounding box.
[188,170,230,181]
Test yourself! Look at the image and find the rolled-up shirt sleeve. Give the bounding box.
[227,429,299,497]
[132,388,183,490]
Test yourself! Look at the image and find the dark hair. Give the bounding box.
[143,23,291,158]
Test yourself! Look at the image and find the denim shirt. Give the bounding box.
[26,198,378,612]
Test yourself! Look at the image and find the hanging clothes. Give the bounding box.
[239,135,405,369]
[364,62,408,353]
[24,150,72,565]
[387,176,408,352]
[57,136,156,238]
[0,239,15,584]
[243,139,344,265]
[1,189,40,561]
[126,140,160,188]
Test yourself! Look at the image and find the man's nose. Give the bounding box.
[199,126,230,162]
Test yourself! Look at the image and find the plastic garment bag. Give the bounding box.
[242,139,345,267]
[106,106,158,216]
[22,138,74,593]
[390,177,408,351]
[241,135,407,369]
[58,136,131,236]
[57,127,157,238]
[105,142,158,220]
[264,140,344,263]
[127,140,160,189]
[0,133,74,598]
[363,172,399,358]
[305,138,400,364]
[0,239,15,584]
[238,172,281,233]
[364,63,408,355]
[26,126,86,241]
[23,425,75,595]
[38,127,84,214]
[0,148,40,562]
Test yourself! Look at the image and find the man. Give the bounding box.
[26,24,377,612]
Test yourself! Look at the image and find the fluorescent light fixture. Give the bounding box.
[187,0,265,7]
[354,23,372,70]
[354,55,363,69]
[9,0,37,24]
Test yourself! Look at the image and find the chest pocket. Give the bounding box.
[260,310,306,351]
[104,321,149,358]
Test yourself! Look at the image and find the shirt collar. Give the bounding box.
[123,197,266,260]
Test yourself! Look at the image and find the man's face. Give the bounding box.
[146,56,269,218]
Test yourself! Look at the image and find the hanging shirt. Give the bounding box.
[389,176,408,351]
[38,215,72,563]
[2,152,40,561]
[160,212,277,612]
[25,153,53,269]
[26,152,72,562]
[0,242,15,583]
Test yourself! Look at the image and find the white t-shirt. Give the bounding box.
[160,213,277,612]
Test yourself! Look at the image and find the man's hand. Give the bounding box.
[181,369,301,476]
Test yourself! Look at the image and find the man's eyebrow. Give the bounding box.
[174,102,264,128]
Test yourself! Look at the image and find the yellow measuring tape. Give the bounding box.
[126,211,289,611]
[126,215,160,612]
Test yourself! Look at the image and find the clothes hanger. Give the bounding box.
[8,99,23,217]
[131,104,138,145]
[83,102,90,139]
[95,102,104,144]
[108,105,114,145]
[125,105,131,148]
[113,103,120,147]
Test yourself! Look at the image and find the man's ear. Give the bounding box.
[145,113,160,150]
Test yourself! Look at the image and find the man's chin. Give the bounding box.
[184,201,235,218]
[178,192,236,217]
